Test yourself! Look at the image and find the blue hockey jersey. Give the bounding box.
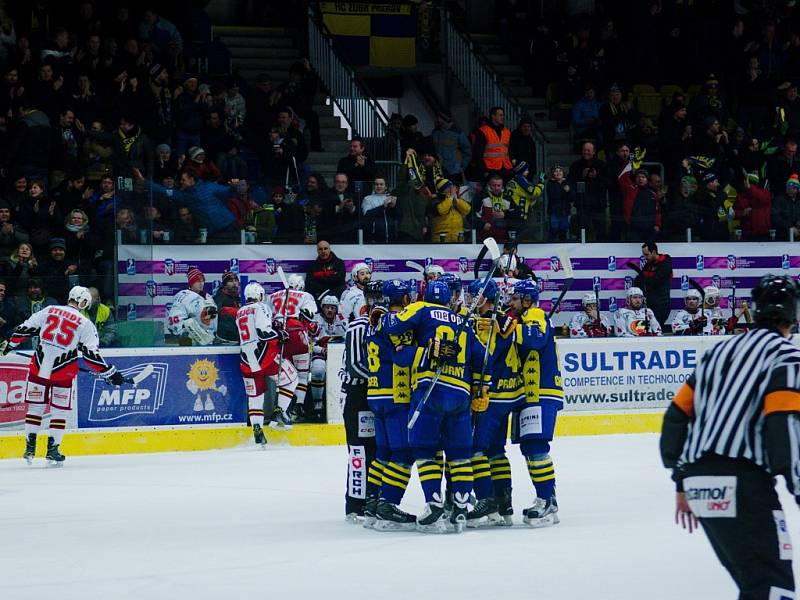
[514,306,564,407]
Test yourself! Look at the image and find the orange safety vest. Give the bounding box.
[479,125,512,170]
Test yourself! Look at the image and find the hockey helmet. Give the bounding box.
[582,292,597,307]
[512,279,539,303]
[685,289,702,300]
[244,282,265,302]
[424,279,452,306]
[287,274,305,290]
[351,262,372,284]
[68,285,93,310]
[424,264,445,280]
[439,273,462,293]
[468,278,498,303]
[364,280,384,305]
[752,274,800,326]
[626,286,644,298]
[499,253,519,273]
[320,295,339,308]
[704,286,720,306]
[382,279,412,304]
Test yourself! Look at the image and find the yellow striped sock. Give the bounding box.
[368,460,385,487]
[491,456,512,481]
[471,455,491,481]
[448,460,474,484]
[416,459,443,483]
[382,462,411,490]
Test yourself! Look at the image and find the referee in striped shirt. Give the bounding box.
[661,275,800,599]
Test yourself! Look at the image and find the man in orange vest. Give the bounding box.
[473,106,513,182]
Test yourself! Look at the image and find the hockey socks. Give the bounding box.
[490,455,512,494]
[527,455,556,500]
[24,402,46,436]
[276,386,294,412]
[416,459,444,504]
[380,461,411,505]
[447,459,474,508]
[248,396,265,427]
[471,454,493,500]
[367,459,385,497]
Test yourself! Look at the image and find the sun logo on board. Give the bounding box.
[186,359,227,413]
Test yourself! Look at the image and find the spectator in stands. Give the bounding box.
[430,179,470,243]
[4,174,28,217]
[773,174,800,240]
[116,207,139,244]
[336,137,376,189]
[50,108,82,189]
[273,60,322,152]
[83,287,116,347]
[305,240,346,300]
[86,174,117,225]
[547,165,575,241]
[110,114,155,181]
[271,185,304,243]
[245,193,275,244]
[571,85,601,141]
[37,236,77,305]
[633,241,673,328]
[18,180,62,254]
[0,279,18,337]
[698,171,730,241]
[430,111,471,184]
[508,117,537,174]
[734,171,772,241]
[689,75,728,129]
[213,270,240,345]
[663,176,699,241]
[223,78,246,134]
[52,172,88,216]
[296,172,328,209]
[0,199,29,259]
[388,113,403,147]
[473,106,513,182]
[618,168,650,240]
[62,209,98,279]
[658,102,691,177]
[361,176,399,243]
[141,64,174,143]
[599,85,639,151]
[633,173,665,242]
[3,242,38,299]
[329,172,359,243]
[568,141,607,240]
[777,82,800,137]
[183,146,221,182]
[139,9,183,54]
[479,175,509,242]
[173,205,200,244]
[262,126,293,183]
[275,107,308,165]
[173,75,207,156]
[14,277,57,321]
[395,167,429,243]
[303,198,324,244]
[8,103,51,182]
[766,138,799,190]
[82,121,113,183]
[141,204,174,244]
[400,114,425,156]
[737,56,771,134]
[154,144,180,180]
[201,110,234,165]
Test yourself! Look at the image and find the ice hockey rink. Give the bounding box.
[1,433,797,600]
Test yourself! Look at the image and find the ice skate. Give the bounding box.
[373,500,416,531]
[495,487,515,526]
[252,424,267,448]
[193,396,203,411]
[268,407,293,431]
[45,437,65,467]
[416,502,450,534]
[23,433,36,465]
[204,395,215,411]
[363,493,378,529]
[344,512,364,524]
[449,504,467,533]
[288,401,306,424]
[467,497,504,528]
[523,496,559,528]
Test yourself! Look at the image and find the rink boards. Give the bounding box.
[0,335,752,459]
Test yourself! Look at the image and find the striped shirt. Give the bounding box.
[340,315,370,386]
[675,328,800,489]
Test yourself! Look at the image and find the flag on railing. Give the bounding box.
[320,2,416,68]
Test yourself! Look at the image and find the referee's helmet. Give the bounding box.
[752,275,800,326]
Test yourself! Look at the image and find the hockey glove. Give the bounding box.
[369,305,387,327]
[275,328,290,344]
[471,385,490,413]
[206,306,218,320]
[428,337,460,363]
[496,315,517,338]
[102,367,126,386]
[299,308,315,323]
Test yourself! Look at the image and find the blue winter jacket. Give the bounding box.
[430,126,472,176]
[148,180,236,233]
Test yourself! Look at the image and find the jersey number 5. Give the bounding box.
[237,316,251,341]
[41,315,78,346]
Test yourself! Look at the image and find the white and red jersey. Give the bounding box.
[167,289,217,336]
[339,286,365,322]
[569,312,612,338]
[9,304,111,383]
[236,301,280,375]
[312,312,347,356]
[614,307,662,337]
[269,289,319,337]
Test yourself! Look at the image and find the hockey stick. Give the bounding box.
[409,237,502,430]
[315,289,331,303]
[547,250,574,319]
[276,266,291,365]
[7,349,152,385]
[405,260,426,274]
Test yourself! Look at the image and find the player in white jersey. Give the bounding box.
[1,286,125,466]
[269,274,319,419]
[340,262,372,322]
[614,287,662,337]
[569,293,612,337]
[671,289,706,335]
[237,282,298,439]
[309,295,347,420]
[702,286,727,335]
[166,267,218,345]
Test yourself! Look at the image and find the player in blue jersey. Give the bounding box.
[364,279,419,531]
[466,278,526,527]
[383,279,488,533]
[439,273,466,315]
[508,279,564,527]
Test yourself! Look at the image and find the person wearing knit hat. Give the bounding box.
[187,147,206,163]
[167,266,218,347]
[401,114,426,157]
[213,270,241,345]
[788,174,800,189]
[430,177,471,242]
[514,160,529,176]
[772,173,800,240]
[156,143,171,155]
[49,238,67,251]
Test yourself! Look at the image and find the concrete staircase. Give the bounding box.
[468,33,578,170]
[214,26,349,184]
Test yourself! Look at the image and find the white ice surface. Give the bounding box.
[1,434,798,600]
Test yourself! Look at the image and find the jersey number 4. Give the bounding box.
[41,315,78,346]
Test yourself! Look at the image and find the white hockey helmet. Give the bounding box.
[320,295,339,308]
[68,285,93,310]
[685,289,702,301]
[351,262,372,284]
[424,264,444,279]
[244,282,265,302]
[287,274,305,290]
[704,285,720,299]
[626,286,644,298]
[582,292,597,307]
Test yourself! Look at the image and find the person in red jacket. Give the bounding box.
[618,167,650,240]
[734,171,772,240]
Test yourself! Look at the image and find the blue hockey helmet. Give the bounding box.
[439,273,462,292]
[424,279,452,306]
[383,279,412,304]
[512,279,539,302]
[468,278,498,302]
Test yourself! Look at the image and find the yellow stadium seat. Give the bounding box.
[632,83,656,97]
[637,93,663,118]
[659,84,683,101]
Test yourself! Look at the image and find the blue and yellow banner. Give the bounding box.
[320,2,416,68]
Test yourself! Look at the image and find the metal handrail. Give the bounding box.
[441,10,548,172]
[307,7,400,168]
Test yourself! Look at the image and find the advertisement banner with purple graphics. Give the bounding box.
[117,242,798,325]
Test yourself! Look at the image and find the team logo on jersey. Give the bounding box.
[681,275,689,291]
[458,257,469,273]
[145,280,157,298]
[711,274,721,289]
[126,303,137,321]
[0,362,31,425]
[164,258,175,276]
[87,363,168,422]
[696,255,704,271]
[126,258,136,275]
[364,257,373,270]
[624,275,633,290]
[727,254,737,270]
[782,254,791,270]
[630,320,648,335]
[592,276,601,292]
[265,258,276,275]
[186,358,228,411]
[550,256,561,272]
[229,258,239,274]
[607,256,616,271]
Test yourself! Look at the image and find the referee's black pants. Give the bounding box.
[684,456,795,600]
[342,382,375,516]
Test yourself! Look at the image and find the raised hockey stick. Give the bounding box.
[547,250,574,319]
[405,260,426,274]
[409,237,502,430]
